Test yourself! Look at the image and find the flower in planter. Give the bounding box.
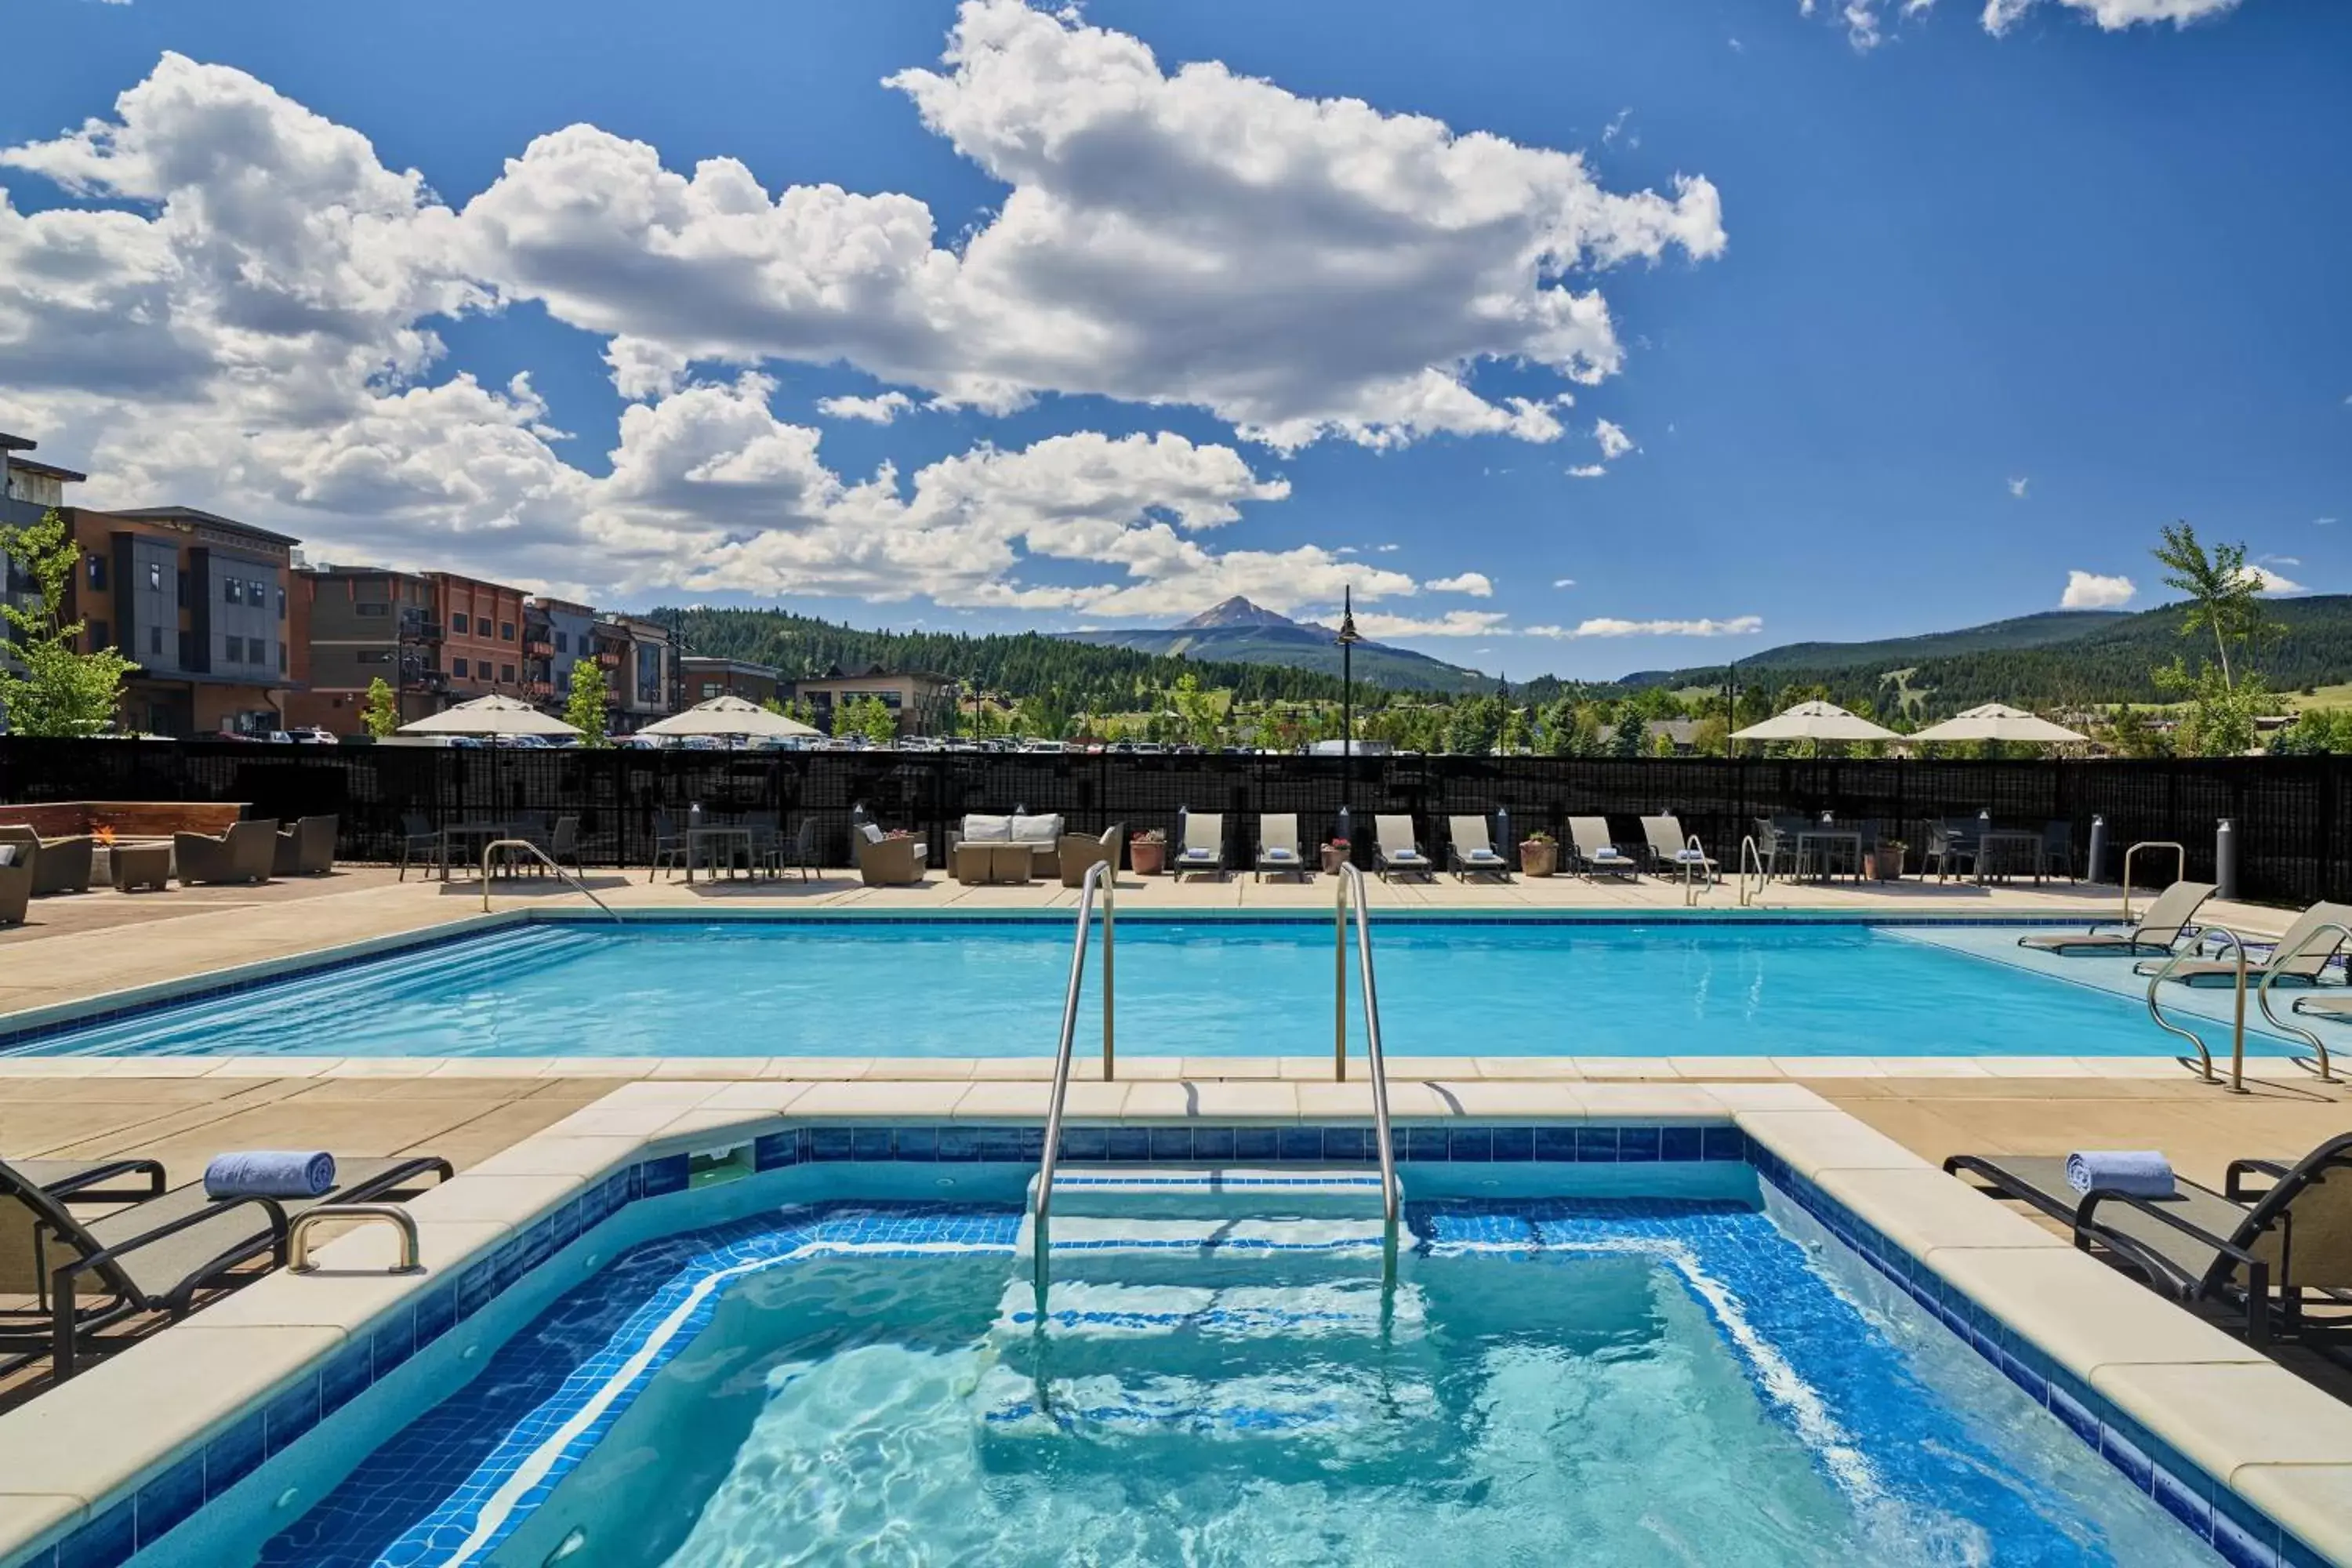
[1523,829,1555,844]
[1326,837,1350,851]
[1132,829,1167,844]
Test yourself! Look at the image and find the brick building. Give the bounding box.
[286,565,441,735]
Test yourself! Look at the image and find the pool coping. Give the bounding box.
[0,1083,2345,1568]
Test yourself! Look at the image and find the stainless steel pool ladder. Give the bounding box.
[1737,835,1766,908]
[288,1204,423,1274]
[479,839,623,922]
[1332,863,1403,1283]
[1033,858,1117,1293]
[2256,920,2345,1084]
[2145,925,2250,1094]
[2119,840,2185,924]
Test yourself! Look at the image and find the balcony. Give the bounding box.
[524,639,554,657]
[595,650,623,668]
[522,680,554,699]
[402,617,444,642]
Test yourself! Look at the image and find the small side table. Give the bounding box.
[111,842,172,892]
[987,843,1034,885]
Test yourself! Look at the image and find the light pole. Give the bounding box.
[1335,586,1362,849]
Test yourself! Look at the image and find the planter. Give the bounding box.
[1867,848,1904,882]
[1519,840,1558,877]
[1130,840,1167,876]
[1319,845,1349,874]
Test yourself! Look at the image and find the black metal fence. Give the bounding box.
[3,740,2347,903]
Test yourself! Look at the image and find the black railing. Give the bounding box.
[2,741,2346,905]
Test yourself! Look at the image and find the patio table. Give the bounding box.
[1977,829,2045,884]
[686,826,757,884]
[439,821,516,881]
[1795,829,1864,882]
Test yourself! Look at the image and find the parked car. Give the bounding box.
[289,727,339,746]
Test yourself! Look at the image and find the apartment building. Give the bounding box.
[524,596,597,705]
[2,430,85,633]
[597,612,679,731]
[681,655,782,706]
[286,565,442,734]
[426,572,528,701]
[787,665,956,737]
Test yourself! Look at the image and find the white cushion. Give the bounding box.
[1009,813,1062,844]
[960,814,1012,841]
[858,823,887,845]
[0,845,14,867]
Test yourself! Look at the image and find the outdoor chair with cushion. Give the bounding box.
[1256,814,1307,881]
[1945,1134,2352,1350]
[1446,815,1512,882]
[272,815,339,877]
[0,826,93,895]
[1059,825,1121,888]
[396,811,442,881]
[855,822,928,886]
[1568,817,1639,880]
[0,844,31,926]
[1173,813,1226,880]
[174,819,278,885]
[1641,815,1717,883]
[0,1153,453,1377]
[1373,815,1432,882]
[2016,880,2215,957]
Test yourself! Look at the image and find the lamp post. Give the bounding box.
[1336,586,1362,852]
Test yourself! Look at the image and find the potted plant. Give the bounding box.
[1130,828,1167,876]
[1868,839,1906,881]
[1320,836,1350,874]
[1519,829,1558,877]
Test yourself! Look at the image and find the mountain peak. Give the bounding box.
[1177,596,1301,630]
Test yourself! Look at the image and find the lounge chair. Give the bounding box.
[1446,815,1511,882]
[272,815,338,877]
[396,811,441,881]
[1567,817,1639,880]
[854,823,928,886]
[1373,816,1432,882]
[1174,814,1226,880]
[649,808,688,881]
[1641,815,1716,883]
[0,826,93,895]
[1923,820,1980,883]
[1,1153,452,1377]
[0,844,29,926]
[2133,900,2352,987]
[173,819,278,885]
[1255,815,1307,881]
[2016,880,2216,956]
[1944,1134,2352,1348]
[1060,824,1121,888]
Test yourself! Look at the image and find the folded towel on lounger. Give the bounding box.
[205,1150,336,1200]
[2065,1150,2175,1200]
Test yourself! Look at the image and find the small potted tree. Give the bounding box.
[1130,828,1167,876]
[1868,837,1906,882]
[1519,829,1558,877]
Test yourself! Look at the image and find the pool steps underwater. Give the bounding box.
[986,1165,1417,1436]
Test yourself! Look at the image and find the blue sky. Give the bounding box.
[2,0,2345,678]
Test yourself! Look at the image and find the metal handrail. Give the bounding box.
[288,1204,423,1274]
[2121,840,2186,924]
[1737,835,1766,908]
[1032,859,1116,1294]
[1333,863,1403,1275]
[2145,925,2249,1094]
[2259,920,2345,1084]
[481,839,622,921]
[1682,833,1710,907]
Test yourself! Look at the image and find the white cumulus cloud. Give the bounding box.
[2060,570,2135,609]
[1818,0,2237,48]
[2243,564,2306,595]
[1566,463,1607,479]
[1594,419,1635,460]
[1525,615,1763,638]
[815,391,915,425]
[1351,609,1511,638]
[2008,476,2030,499]
[1426,572,1494,597]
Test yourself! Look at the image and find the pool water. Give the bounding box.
[9,918,2296,1059]
[249,1199,2213,1567]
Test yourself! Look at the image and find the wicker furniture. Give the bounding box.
[0,826,94,895]
[173,820,278,884]
[109,843,172,893]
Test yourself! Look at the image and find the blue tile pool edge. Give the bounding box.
[0,909,2130,1055]
[3,1121,2326,1568]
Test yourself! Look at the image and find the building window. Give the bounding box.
[357,602,388,617]
[500,621,515,641]
[88,619,109,649]
[358,648,392,665]
[225,579,242,605]
[452,612,469,633]
[701,681,721,699]
[554,630,569,652]
[279,641,288,673]
[452,657,469,677]
[87,556,106,590]
[500,662,516,682]
[147,562,162,591]
[149,625,162,656]
[176,570,187,608]
[252,579,267,606]
[223,634,242,662]
[278,586,287,620]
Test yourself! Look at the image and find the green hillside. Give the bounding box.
[1058,623,1486,691]
[1618,596,2352,714]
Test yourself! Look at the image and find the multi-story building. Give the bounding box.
[425,572,527,701]
[597,612,679,731]
[286,565,442,735]
[524,596,597,707]
[2,431,86,635]
[681,655,781,707]
[786,666,956,737]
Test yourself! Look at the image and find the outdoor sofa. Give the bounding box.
[949,813,1066,880]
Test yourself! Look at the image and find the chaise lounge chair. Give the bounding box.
[1256,814,1306,881]
[1568,817,1639,880]
[1944,1135,2352,1348]
[1373,815,1432,882]
[1446,815,1511,882]
[2133,900,2352,988]
[1641,815,1717,883]
[0,826,94,895]
[1174,813,1226,880]
[174,819,279,885]
[272,815,339,877]
[1,1153,454,1377]
[2015,880,2214,956]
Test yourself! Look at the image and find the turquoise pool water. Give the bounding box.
[4,918,2296,1059]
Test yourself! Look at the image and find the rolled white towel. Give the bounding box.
[2065,1150,2174,1200]
[205,1150,336,1200]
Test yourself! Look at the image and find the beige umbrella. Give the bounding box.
[397,694,582,737]
[1909,702,2086,745]
[1730,699,1899,743]
[638,695,822,740]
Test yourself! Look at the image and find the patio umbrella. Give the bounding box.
[638,695,822,740]
[1730,700,1899,744]
[1908,702,2087,746]
[396,694,582,738]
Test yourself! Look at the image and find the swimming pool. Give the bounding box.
[2,916,2300,1060]
[148,1164,2224,1566]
